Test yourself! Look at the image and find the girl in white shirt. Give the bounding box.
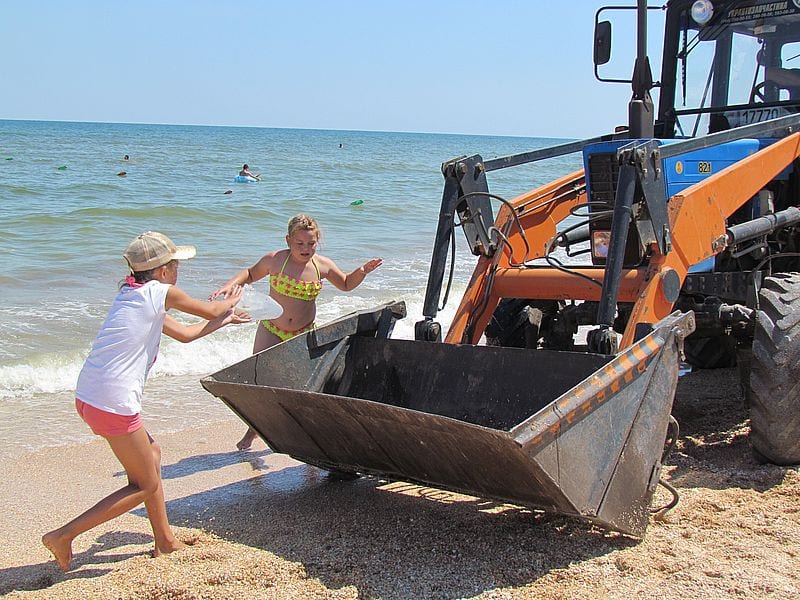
[42,232,248,572]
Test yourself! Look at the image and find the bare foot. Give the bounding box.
[42,531,73,572]
[151,538,186,558]
[236,429,256,451]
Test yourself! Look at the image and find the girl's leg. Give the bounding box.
[236,325,280,450]
[141,434,184,556]
[253,323,281,355]
[42,427,167,571]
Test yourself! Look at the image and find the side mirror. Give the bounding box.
[594,21,612,66]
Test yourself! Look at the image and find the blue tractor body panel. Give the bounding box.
[582,138,775,272]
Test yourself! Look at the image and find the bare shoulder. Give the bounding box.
[248,249,286,280]
[314,253,337,275]
[314,253,333,264]
[256,249,287,271]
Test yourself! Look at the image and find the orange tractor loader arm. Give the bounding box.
[446,133,800,349]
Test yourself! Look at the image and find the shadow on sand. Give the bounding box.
[112,449,272,480]
[160,460,635,598]
[0,531,153,594]
[161,448,271,479]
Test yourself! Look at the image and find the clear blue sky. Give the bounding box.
[2,1,650,138]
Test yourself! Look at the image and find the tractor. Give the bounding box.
[204,0,800,537]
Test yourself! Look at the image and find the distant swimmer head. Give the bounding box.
[123,154,129,161]
[123,231,197,273]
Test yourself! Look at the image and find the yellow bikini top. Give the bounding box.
[270,254,322,301]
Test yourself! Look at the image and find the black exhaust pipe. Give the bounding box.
[629,0,654,138]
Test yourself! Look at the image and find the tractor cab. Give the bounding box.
[595,0,800,138]
[662,0,800,136]
[597,0,800,138]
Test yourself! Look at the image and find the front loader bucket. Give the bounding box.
[202,303,695,537]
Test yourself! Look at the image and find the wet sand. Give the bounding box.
[1,368,798,599]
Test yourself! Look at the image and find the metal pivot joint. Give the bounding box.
[416,154,496,338]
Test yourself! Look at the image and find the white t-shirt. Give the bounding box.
[76,280,171,415]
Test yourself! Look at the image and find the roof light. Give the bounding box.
[691,0,714,26]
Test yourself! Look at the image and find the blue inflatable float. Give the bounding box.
[234,175,259,183]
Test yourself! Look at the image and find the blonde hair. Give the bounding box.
[287,214,321,239]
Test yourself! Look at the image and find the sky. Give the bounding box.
[1,1,655,139]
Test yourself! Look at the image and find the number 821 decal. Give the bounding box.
[698,161,712,174]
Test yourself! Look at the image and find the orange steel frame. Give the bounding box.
[445,133,800,349]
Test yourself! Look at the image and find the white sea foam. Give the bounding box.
[150,329,254,378]
[0,353,85,399]
[0,330,254,399]
[0,292,468,400]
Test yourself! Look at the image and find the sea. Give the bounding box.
[0,119,582,457]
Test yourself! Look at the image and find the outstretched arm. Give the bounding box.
[162,310,250,343]
[168,284,243,320]
[325,257,383,292]
[209,253,276,300]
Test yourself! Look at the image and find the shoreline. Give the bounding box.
[0,374,242,460]
[2,369,799,599]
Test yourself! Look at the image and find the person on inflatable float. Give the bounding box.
[239,164,260,180]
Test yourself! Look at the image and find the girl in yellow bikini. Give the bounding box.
[210,214,382,450]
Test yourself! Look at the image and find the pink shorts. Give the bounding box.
[75,398,142,437]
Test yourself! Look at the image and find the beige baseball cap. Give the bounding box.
[123,231,196,272]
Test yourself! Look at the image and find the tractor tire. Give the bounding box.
[485,299,533,348]
[683,333,738,369]
[748,272,800,465]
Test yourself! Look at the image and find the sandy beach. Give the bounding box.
[1,367,798,599]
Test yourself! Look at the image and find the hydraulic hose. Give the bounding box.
[596,160,637,327]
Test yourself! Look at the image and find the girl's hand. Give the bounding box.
[209,282,241,301]
[233,307,252,321]
[216,308,251,327]
[210,283,243,302]
[226,284,244,304]
[362,258,383,275]
[228,309,251,324]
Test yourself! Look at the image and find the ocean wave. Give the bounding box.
[0,293,463,400]
[0,351,85,400]
[58,181,119,193]
[151,329,253,377]
[0,334,253,400]
[1,184,41,196]
[69,205,216,219]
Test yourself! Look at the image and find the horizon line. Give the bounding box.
[0,117,578,142]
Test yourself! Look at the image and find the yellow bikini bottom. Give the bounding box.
[261,320,315,342]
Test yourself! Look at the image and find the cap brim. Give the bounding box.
[173,245,196,260]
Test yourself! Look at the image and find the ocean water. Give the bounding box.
[0,119,582,456]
